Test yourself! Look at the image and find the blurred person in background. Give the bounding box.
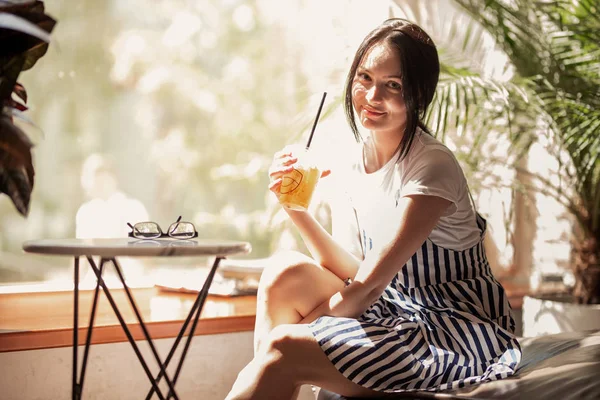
[76,153,148,239]
[76,153,149,286]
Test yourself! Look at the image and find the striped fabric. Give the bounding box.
[309,215,521,393]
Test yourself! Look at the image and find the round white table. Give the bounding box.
[23,238,251,257]
[23,238,252,400]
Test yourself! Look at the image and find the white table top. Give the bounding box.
[23,238,252,258]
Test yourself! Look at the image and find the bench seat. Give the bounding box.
[318,330,600,400]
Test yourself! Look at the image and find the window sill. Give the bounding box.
[0,287,257,352]
[0,279,528,353]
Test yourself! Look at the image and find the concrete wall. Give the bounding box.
[0,314,526,400]
[0,331,316,400]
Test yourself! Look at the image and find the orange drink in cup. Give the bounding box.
[278,149,321,211]
[278,91,327,211]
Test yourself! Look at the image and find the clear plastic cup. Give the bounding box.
[278,148,321,211]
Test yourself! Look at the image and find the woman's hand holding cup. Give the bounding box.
[268,145,329,211]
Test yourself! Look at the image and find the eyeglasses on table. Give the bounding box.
[127,216,198,239]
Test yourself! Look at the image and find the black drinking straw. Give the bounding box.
[305,92,327,149]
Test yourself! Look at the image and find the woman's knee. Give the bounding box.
[259,251,318,298]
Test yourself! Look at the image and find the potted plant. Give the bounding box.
[0,0,55,216]
[451,0,599,305]
[391,0,599,333]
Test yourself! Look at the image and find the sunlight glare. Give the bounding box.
[110,32,147,83]
[232,4,255,32]
[162,11,202,48]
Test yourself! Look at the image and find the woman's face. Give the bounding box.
[352,41,407,136]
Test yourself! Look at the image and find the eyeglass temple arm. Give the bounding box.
[168,216,183,235]
[127,222,141,234]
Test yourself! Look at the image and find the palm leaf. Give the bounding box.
[449,2,600,299]
[426,75,531,149]
[456,0,598,95]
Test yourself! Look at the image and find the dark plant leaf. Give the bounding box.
[21,40,48,71]
[0,11,51,43]
[4,106,37,129]
[0,163,32,216]
[0,1,52,217]
[0,1,55,33]
[0,0,43,13]
[0,54,25,101]
[13,82,26,103]
[0,3,56,60]
[0,113,34,183]
[5,98,27,111]
[0,112,34,216]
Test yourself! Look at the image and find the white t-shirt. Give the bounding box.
[329,129,481,258]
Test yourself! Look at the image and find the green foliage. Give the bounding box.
[392,0,600,302]
[453,0,600,238]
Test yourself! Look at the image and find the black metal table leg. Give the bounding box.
[78,258,106,397]
[168,256,224,398]
[110,257,180,400]
[146,256,225,400]
[85,256,167,400]
[73,257,79,400]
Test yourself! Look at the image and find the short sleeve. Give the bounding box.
[400,148,462,216]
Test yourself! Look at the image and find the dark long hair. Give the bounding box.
[344,18,440,161]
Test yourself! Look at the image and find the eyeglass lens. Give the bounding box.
[168,222,195,239]
[132,222,162,238]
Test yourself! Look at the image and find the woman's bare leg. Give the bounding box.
[253,250,345,354]
[226,324,385,400]
[239,250,346,400]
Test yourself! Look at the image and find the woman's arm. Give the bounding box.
[269,146,362,281]
[299,194,452,323]
[284,208,361,282]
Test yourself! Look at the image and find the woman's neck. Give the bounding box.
[363,129,404,173]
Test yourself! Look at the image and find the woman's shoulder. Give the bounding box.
[402,130,461,173]
[410,129,455,158]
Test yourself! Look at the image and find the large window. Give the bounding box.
[1,0,569,290]
[0,0,391,287]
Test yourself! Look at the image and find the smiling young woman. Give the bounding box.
[226,19,521,400]
[352,43,407,141]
